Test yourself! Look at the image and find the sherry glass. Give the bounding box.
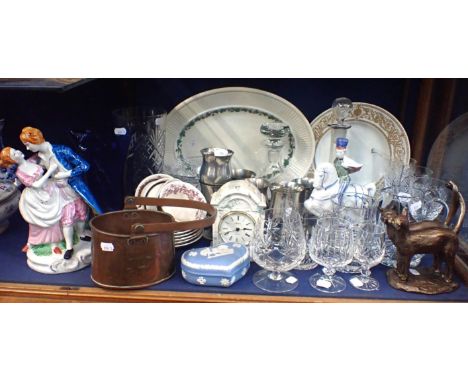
[332,192,378,273]
[251,208,306,293]
[349,223,386,291]
[295,211,319,270]
[332,192,378,225]
[309,217,354,293]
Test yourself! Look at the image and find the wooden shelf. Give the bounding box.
[0,78,93,92]
[0,281,417,303]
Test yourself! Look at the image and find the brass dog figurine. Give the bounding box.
[381,181,465,294]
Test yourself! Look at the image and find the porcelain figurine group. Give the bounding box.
[0,127,102,274]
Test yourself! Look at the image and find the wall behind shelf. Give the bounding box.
[0,78,409,143]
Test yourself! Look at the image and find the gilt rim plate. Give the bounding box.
[310,102,411,185]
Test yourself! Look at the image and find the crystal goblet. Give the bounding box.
[251,208,306,293]
[294,211,318,270]
[309,217,354,293]
[349,223,386,291]
[332,192,378,273]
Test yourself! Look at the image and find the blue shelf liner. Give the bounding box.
[1,212,467,302]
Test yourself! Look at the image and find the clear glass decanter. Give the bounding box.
[328,97,353,162]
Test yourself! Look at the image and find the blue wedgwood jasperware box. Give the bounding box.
[181,243,250,287]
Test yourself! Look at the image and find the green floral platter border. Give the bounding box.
[175,106,296,179]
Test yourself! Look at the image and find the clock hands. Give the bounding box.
[222,227,253,234]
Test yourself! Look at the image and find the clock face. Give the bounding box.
[218,211,256,245]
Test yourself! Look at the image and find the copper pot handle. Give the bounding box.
[124,196,217,234]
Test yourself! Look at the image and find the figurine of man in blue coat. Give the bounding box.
[20,126,103,261]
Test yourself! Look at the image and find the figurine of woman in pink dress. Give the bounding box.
[1,147,60,240]
[0,146,92,273]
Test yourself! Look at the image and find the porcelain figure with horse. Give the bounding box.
[304,162,376,217]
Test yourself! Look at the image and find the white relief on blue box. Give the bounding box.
[197,276,207,285]
[181,243,250,287]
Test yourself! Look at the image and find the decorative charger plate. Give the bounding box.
[310,102,411,185]
[159,180,207,222]
[165,87,315,180]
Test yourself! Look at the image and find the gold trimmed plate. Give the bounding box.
[310,102,411,185]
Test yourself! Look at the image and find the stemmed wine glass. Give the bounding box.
[349,223,386,291]
[332,192,378,273]
[251,208,306,293]
[294,211,319,270]
[309,216,354,293]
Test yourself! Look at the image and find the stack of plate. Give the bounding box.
[173,228,204,247]
[135,174,207,248]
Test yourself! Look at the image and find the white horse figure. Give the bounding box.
[304,162,376,217]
